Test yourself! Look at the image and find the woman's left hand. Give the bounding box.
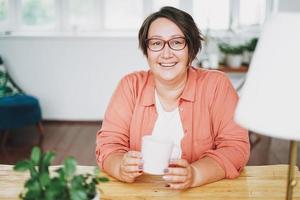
[162,159,195,190]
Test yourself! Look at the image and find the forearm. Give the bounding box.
[190,156,225,187]
[103,152,124,181]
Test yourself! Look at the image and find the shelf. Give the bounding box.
[200,65,249,73]
[216,65,249,73]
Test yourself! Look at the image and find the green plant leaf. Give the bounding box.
[83,179,96,199]
[45,178,67,200]
[14,160,32,172]
[56,168,66,181]
[218,43,244,55]
[25,178,42,198]
[64,157,77,178]
[70,188,87,200]
[97,177,109,183]
[39,172,50,188]
[72,175,85,189]
[14,147,109,200]
[93,167,100,175]
[40,151,55,173]
[31,146,41,165]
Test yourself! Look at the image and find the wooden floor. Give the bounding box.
[0,121,299,168]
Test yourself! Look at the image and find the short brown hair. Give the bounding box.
[138,6,204,64]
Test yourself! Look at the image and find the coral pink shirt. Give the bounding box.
[96,67,250,179]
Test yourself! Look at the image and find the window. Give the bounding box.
[0,0,8,26]
[68,0,98,31]
[193,0,270,31]
[152,0,180,11]
[239,0,266,26]
[0,0,274,36]
[104,0,143,30]
[21,0,56,31]
[193,0,230,30]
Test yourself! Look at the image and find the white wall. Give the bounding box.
[0,36,246,121]
[0,36,147,120]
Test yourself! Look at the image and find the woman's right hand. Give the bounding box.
[119,151,143,183]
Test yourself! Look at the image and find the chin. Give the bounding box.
[158,72,179,82]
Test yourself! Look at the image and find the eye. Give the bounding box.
[150,40,163,46]
[172,38,185,45]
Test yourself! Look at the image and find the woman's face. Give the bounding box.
[146,17,189,83]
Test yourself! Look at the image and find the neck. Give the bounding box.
[154,71,188,106]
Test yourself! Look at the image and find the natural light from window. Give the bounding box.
[69,0,97,31]
[21,0,56,30]
[193,0,230,30]
[0,0,8,25]
[152,0,180,11]
[239,0,266,26]
[104,0,143,30]
[0,0,272,35]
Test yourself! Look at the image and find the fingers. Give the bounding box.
[163,159,193,190]
[126,151,142,159]
[119,151,144,182]
[163,167,189,183]
[122,151,143,171]
[121,163,143,173]
[164,167,188,176]
[169,159,189,168]
[168,182,188,190]
[163,174,188,183]
[123,157,143,166]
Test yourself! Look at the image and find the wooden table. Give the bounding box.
[1,164,300,200]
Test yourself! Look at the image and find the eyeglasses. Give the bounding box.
[146,37,187,52]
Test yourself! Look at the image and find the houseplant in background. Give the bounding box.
[13,147,109,200]
[242,38,259,65]
[218,43,244,68]
[0,57,14,97]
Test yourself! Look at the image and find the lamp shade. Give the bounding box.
[235,12,300,141]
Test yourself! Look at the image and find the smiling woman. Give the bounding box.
[96,6,250,190]
[145,17,190,84]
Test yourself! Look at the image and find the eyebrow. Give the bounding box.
[147,35,184,39]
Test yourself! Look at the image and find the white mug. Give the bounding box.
[141,135,173,175]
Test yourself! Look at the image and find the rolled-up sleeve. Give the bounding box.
[204,74,250,178]
[96,76,135,169]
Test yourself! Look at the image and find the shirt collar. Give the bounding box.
[140,71,155,106]
[140,67,198,106]
[180,67,197,102]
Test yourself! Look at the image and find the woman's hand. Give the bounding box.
[119,151,143,183]
[162,159,195,190]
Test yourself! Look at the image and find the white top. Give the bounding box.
[151,90,185,159]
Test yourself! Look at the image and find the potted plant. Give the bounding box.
[0,59,12,97]
[0,57,19,97]
[243,38,259,65]
[218,43,244,68]
[13,146,109,200]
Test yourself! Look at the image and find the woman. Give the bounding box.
[96,6,250,189]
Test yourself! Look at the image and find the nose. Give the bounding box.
[161,44,173,59]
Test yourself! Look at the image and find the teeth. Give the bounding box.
[160,63,176,67]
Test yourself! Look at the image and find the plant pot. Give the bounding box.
[91,191,100,200]
[242,50,254,65]
[226,54,243,68]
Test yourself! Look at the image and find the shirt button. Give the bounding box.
[184,129,188,133]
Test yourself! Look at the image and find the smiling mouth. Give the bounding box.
[159,63,177,67]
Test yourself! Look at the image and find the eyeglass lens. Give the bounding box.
[147,37,186,51]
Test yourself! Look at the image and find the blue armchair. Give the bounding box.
[0,56,44,149]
